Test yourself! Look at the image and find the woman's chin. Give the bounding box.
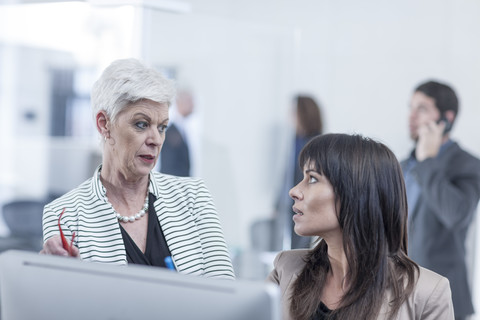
[293,227,308,238]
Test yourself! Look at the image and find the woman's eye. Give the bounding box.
[135,121,148,129]
[158,125,168,133]
[308,176,318,184]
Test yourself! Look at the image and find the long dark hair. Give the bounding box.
[415,80,458,116]
[290,134,418,320]
[296,95,323,137]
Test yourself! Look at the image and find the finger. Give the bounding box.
[437,120,446,132]
[55,249,69,257]
[70,246,80,258]
[417,125,429,136]
[424,120,444,135]
[43,236,69,256]
[425,120,436,131]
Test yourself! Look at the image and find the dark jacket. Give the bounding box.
[402,141,480,317]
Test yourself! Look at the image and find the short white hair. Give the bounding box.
[91,58,175,123]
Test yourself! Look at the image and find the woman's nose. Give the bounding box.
[147,128,163,146]
[289,183,303,200]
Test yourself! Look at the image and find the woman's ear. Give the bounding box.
[96,111,110,139]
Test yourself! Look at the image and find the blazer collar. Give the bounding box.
[91,165,158,201]
[90,166,205,274]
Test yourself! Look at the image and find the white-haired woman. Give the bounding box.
[41,59,235,280]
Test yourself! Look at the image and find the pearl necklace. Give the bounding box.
[114,194,149,223]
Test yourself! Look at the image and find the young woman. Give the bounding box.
[267,133,453,319]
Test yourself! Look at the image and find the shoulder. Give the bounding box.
[45,178,94,212]
[406,267,454,319]
[272,249,309,274]
[415,142,480,181]
[151,170,203,185]
[150,171,208,194]
[267,250,312,320]
[267,250,310,305]
[414,266,451,298]
[391,267,453,320]
[447,142,480,166]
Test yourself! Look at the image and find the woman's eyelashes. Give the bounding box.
[158,124,168,133]
[308,175,318,184]
[135,121,148,130]
[134,121,168,133]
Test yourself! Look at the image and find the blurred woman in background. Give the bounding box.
[275,95,323,250]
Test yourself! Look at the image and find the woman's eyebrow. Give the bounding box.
[132,112,151,120]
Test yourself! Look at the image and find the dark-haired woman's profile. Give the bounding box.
[267,133,454,320]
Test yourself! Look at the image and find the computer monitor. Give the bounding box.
[0,250,280,320]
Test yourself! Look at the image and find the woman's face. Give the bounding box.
[107,99,169,180]
[289,162,340,238]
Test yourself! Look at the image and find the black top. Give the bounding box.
[312,301,333,320]
[119,193,175,269]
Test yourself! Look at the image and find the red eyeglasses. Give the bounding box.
[58,208,76,256]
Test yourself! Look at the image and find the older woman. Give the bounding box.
[267,133,453,319]
[41,59,235,280]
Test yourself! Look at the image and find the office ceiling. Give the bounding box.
[0,0,191,13]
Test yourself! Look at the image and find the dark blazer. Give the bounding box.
[402,141,480,317]
[267,250,454,320]
[160,123,190,177]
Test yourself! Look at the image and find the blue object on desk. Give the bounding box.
[164,256,175,271]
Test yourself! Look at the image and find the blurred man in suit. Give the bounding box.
[160,89,194,177]
[402,80,480,320]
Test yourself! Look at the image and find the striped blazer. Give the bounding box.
[43,166,235,280]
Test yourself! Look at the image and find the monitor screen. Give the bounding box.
[0,250,280,320]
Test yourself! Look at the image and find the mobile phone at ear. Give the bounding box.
[438,115,452,135]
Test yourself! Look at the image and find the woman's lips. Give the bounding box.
[292,207,304,216]
[139,154,155,163]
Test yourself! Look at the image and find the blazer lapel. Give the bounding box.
[152,177,205,275]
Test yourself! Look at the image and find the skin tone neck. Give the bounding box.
[326,239,349,283]
[321,233,350,309]
[101,144,149,204]
[99,167,148,212]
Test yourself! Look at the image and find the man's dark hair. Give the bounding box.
[415,80,459,116]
